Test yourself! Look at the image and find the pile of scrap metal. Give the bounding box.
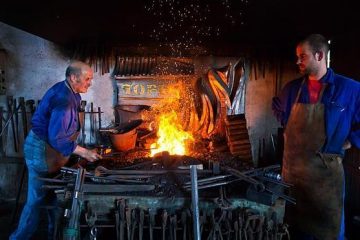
[41,159,293,240]
[191,60,246,139]
[225,114,252,159]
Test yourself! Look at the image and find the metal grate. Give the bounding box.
[113,56,195,77]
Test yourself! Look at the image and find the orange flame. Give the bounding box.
[150,110,194,156]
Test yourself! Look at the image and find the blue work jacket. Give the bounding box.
[31,80,81,156]
[272,68,360,155]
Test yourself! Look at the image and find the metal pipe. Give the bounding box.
[190,165,201,240]
[184,174,232,185]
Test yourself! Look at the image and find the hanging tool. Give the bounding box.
[115,199,125,240]
[79,100,86,146]
[161,210,168,240]
[63,167,86,240]
[0,106,4,156]
[7,96,18,152]
[126,207,132,240]
[90,102,94,145]
[170,214,178,240]
[97,107,101,145]
[25,99,35,132]
[25,99,35,114]
[149,209,156,240]
[139,209,144,240]
[19,97,28,138]
[130,208,137,240]
[11,98,29,226]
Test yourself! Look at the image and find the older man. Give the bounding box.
[10,61,102,240]
[273,34,360,239]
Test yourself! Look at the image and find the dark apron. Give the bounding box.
[45,108,81,173]
[282,81,344,239]
[45,131,79,173]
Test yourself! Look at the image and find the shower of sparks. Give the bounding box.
[144,0,251,56]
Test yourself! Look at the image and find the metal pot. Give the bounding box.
[109,119,142,151]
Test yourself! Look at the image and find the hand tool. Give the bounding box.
[170,214,177,240]
[116,199,125,240]
[93,166,212,176]
[25,99,35,130]
[85,209,97,240]
[82,184,155,193]
[149,208,156,240]
[126,207,132,240]
[19,97,28,138]
[79,100,86,146]
[225,211,232,240]
[97,107,101,145]
[139,209,144,240]
[181,210,187,240]
[190,165,201,240]
[13,98,19,148]
[7,96,18,152]
[63,167,86,240]
[162,210,168,240]
[207,209,225,240]
[0,106,4,156]
[234,220,239,240]
[130,208,137,240]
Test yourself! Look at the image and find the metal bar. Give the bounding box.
[6,96,18,151]
[190,165,201,240]
[0,104,22,137]
[264,188,296,204]
[90,102,94,144]
[0,106,4,156]
[13,98,19,151]
[80,100,86,146]
[184,174,232,185]
[19,97,28,138]
[94,166,212,176]
[223,167,265,191]
[10,164,27,225]
[97,107,101,145]
[63,167,86,240]
[82,184,155,193]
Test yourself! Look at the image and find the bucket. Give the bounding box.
[109,119,142,151]
[110,129,138,151]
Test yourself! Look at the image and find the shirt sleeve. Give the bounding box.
[349,92,360,148]
[272,96,285,126]
[272,82,293,126]
[47,98,77,156]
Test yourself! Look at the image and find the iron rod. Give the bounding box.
[190,165,201,240]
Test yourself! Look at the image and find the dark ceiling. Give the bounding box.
[0,0,359,56]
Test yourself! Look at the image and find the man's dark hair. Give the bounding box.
[300,34,330,55]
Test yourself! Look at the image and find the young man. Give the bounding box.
[10,61,102,240]
[272,34,360,239]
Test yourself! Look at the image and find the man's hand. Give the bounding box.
[74,145,103,162]
[342,140,352,150]
[84,148,102,162]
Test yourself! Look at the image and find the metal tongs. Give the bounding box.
[99,128,119,134]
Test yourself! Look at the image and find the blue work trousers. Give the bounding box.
[9,130,58,240]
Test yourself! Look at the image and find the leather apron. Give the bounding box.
[45,132,79,173]
[282,80,344,239]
